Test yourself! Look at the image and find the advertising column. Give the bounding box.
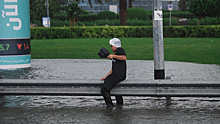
[0,0,31,69]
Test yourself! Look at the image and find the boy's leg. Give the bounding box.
[101,77,115,107]
[100,76,124,107]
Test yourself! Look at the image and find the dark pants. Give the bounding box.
[100,75,125,107]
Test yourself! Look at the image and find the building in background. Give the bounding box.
[59,0,179,13]
[78,0,179,13]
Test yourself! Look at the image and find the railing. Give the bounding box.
[1,79,220,105]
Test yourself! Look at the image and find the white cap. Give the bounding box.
[109,38,121,47]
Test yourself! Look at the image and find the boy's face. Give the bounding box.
[111,45,117,52]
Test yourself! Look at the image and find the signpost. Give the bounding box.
[42,17,50,27]
[168,4,173,26]
[153,0,165,79]
[44,0,50,27]
[0,0,31,69]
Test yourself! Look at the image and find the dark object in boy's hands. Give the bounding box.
[98,47,110,58]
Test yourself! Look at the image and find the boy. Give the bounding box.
[100,38,127,107]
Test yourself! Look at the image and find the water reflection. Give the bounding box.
[0,67,33,79]
[1,96,220,124]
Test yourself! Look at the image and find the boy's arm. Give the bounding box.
[107,54,127,60]
[100,69,112,81]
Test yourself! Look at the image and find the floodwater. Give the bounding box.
[0,59,220,124]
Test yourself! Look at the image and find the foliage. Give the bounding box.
[81,9,89,15]
[97,11,117,20]
[78,14,98,22]
[30,0,60,23]
[127,7,149,21]
[65,0,82,19]
[54,11,68,21]
[30,26,220,39]
[74,11,194,22]
[163,11,194,19]
[187,0,220,25]
[65,0,82,27]
[178,0,189,11]
[44,16,220,27]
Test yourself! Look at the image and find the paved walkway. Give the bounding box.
[27,59,220,80]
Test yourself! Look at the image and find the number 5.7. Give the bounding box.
[5,44,9,50]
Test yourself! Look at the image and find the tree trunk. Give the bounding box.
[198,17,202,26]
[70,18,73,27]
[129,0,132,8]
[119,0,127,26]
[74,18,75,27]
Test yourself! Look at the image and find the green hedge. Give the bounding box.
[30,26,220,39]
[97,11,117,20]
[53,10,194,22]
[127,7,150,21]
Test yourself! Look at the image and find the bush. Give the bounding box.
[127,18,152,26]
[163,11,195,19]
[94,19,120,26]
[188,17,220,25]
[54,11,68,21]
[50,19,69,27]
[97,11,117,20]
[31,26,220,39]
[34,16,219,27]
[31,27,74,39]
[127,7,150,21]
[78,14,98,22]
[163,18,179,26]
[81,9,89,14]
[148,11,195,20]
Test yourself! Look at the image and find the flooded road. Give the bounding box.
[0,59,220,124]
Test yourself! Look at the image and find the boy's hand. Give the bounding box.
[107,54,114,59]
[100,77,105,81]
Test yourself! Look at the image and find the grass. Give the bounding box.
[31,38,220,64]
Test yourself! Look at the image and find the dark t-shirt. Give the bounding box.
[111,47,127,80]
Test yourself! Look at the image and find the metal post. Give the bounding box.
[166,96,171,105]
[46,0,49,17]
[116,95,123,105]
[170,10,171,26]
[0,96,6,104]
[153,0,165,79]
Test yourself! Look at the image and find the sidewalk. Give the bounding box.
[28,59,220,80]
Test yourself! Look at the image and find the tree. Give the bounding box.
[65,0,82,27]
[129,0,133,8]
[119,0,127,25]
[188,0,220,25]
[30,0,60,23]
[178,0,189,11]
[80,0,128,26]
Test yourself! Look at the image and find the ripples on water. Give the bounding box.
[1,96,220,124]
[0,60,220,123]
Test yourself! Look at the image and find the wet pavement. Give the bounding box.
[0,59,220,124]
[1,59,220,80]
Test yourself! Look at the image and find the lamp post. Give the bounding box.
[153,0,165,79]
[45,0,49,17]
